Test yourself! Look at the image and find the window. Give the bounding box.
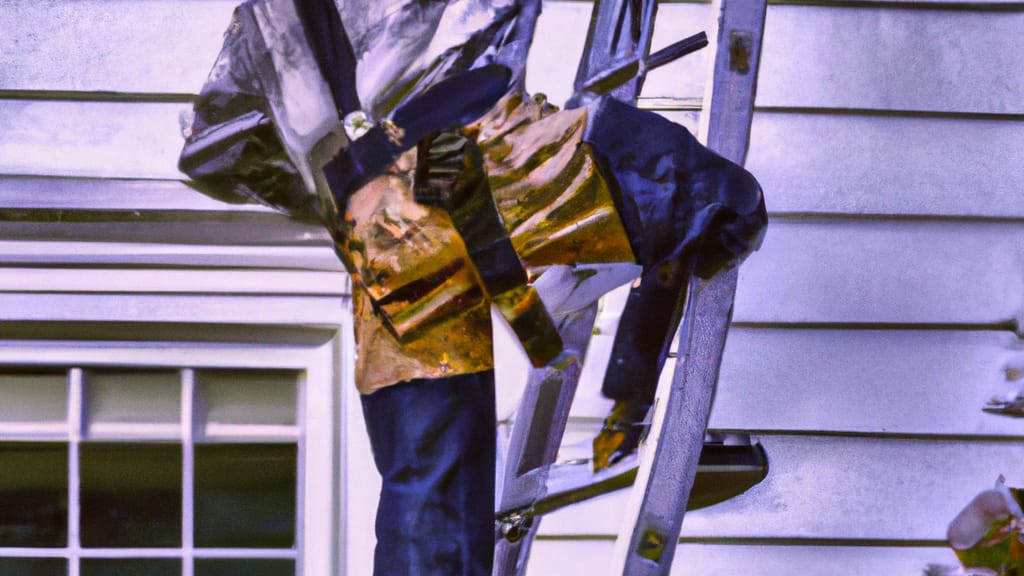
[0,341,341,576]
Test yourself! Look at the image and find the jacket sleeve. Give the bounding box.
[178,0,339,224]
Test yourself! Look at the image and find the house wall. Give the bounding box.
[528,1,1024,574]
[0,2,356,573]
[2,1,1022,574]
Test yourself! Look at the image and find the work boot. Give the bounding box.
[592,400,650,472]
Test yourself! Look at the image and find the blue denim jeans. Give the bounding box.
[361,370,496,576]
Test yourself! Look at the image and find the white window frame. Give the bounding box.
[0,277,360,576]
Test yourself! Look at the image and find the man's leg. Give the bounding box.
[601,261,690,405]
[593,262,689,470]
[361,370,496,576]
[584,96,766,471]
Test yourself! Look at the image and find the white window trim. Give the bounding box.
[0,281,358,576]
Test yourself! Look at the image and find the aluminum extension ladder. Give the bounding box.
[494,1,769,574]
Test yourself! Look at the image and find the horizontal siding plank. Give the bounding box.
[0,214,328,246]
[0,0,236,95]
[570,328,1024,437]
[0,240,344,271]
[0,321,339,346]
[757,6,1024,115]
[0,268,347,296]
[0,293,347,325]
[734,219,1024,325]
[748,112,1024,218]
[712,329,1024,436]
[0,100,187,179]
[0,177,272,212]
[0,343,327,370]
[0,175,330,247]
[1,1,709,107]
[538,435,1024,540]
[528,541,960,576]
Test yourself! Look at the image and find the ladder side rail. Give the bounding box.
[611,1,767,573]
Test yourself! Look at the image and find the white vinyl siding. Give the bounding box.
[530,1,1024,574]
[3,0,1023,575]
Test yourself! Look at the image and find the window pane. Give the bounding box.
[80,444,182,548]
[0,558,66,576]
[196,371,297,440]
[0,443,67,547]
[0,372,66,433]
[195,559,294,576]
[195,444,296,548]
[84,371,180,439]
[80,559,180,576]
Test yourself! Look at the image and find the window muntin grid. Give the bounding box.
[0,367,303,576]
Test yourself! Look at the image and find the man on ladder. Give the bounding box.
[176,0,767,574]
